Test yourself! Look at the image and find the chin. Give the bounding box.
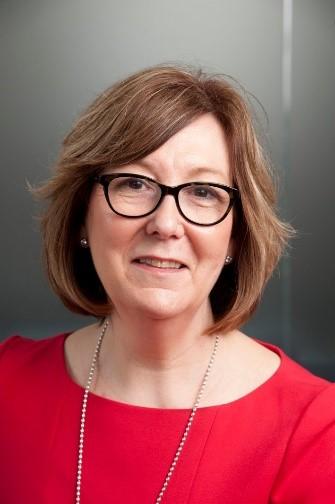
[125,289,191,320]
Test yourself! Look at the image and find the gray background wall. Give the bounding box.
[1,0,334,379]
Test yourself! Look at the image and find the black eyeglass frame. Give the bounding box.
[94,172,239,226]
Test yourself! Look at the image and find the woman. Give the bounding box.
[1,64,334,503]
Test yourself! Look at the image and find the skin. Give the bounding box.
[65,113,280,409]
[87,113,234,327]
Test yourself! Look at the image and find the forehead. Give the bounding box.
[108,113,232,184]
[143,114,230,181]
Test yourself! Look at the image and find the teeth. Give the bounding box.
[138,258,183,269]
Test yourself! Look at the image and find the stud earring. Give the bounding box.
[225,255,233,264]
[80,238,89,248]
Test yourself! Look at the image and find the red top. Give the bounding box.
[0,333,335,504]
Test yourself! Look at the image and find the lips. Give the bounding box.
[133,257,186,269]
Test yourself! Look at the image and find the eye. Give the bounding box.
[181,184,230,210]
[188,185,222,201]
[109,176,159,201]
[193,186,216,199]
[113,176,154,191]
[122,177,146,190]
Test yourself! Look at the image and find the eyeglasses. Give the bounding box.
[94,173,239,226]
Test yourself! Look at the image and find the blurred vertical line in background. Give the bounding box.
[281,0,293,354]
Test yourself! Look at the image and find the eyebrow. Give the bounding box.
[135,159,228,181]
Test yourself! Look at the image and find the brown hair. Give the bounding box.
[34,64,293,334]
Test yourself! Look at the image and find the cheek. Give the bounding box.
[197,218,233,263]
[85,190,108,236]
[88,221,123,263]
[86,208,140,274]
[86,190,122,246]
[85,199,115,274]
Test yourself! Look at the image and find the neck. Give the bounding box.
[95,301,219,408]
[109,300,214,364]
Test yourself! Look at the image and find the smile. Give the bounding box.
[135,257,185,269]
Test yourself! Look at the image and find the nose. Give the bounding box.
[145,194,185,239]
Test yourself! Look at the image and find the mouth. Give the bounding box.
[133,257,186,270]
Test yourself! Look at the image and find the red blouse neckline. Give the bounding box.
[59,332,285,413]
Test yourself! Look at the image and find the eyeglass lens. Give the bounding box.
[107,175,231,225]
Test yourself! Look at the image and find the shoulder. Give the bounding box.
[0,333,67,383]
[239,330,331,395]
[247,335,335,501]
[205,330,330,409]
[215,333,335,500]
[215,330,330,405]
[0,333,67,359]
[257,336,331,397]
[270,382,335,502]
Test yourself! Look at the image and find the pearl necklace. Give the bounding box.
[75,319,219,503]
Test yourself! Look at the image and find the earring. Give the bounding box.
[225,255,233,264]
[80,238,89,248]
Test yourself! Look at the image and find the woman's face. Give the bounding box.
[85,113,234,321]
